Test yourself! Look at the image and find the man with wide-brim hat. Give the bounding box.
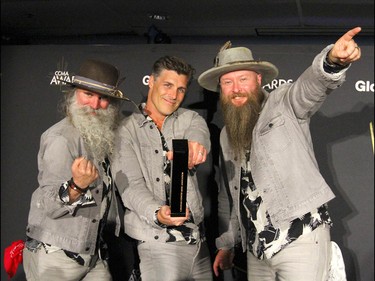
[198,41,279,92]
[198,27,362,281]
[62,58,129,100]
[23,58,139,281]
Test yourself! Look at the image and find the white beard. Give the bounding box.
[69,100,119,162]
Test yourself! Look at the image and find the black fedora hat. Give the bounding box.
[63,59,129,100]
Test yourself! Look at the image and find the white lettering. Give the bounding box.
[263,79,293,90]
[143,75,150,86]
[54,70,69,76]
[50,74,73,85]
[50,76,58,85]
[278,79,293,85]
[355,80,374,92]
[270,79,278,89]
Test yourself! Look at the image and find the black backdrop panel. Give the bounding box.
[1,43,373,281]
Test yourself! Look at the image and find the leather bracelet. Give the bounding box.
[325,53,346,69]
[323,54,347,74]
[69,178,87,194]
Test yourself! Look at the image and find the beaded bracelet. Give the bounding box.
[69,178,88,194]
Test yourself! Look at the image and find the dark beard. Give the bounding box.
[69,99,120,162]
[220,87,264,157]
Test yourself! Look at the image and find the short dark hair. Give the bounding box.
[152,56,195,83]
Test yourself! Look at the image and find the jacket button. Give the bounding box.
[269,123,273,128]
[155,150,159,154]
[156,178,160,182]
[150,125,154,129]
[92,219,97,223]
[154,236,159,240]
[234,186,238,190]
[85,247,90,251]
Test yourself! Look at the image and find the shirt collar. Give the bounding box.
[135,102,180,127]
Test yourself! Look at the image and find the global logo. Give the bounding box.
[355,80,374,92]
[142,75,150,86]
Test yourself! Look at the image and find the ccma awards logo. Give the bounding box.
[49,57,74,86]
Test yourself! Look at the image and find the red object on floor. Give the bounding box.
[4,240,25,279]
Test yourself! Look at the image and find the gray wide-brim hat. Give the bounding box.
[198,41,279,92]
[61,59,129,101]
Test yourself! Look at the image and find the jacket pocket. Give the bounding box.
[258,115,291,153]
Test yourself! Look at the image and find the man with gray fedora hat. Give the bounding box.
[198,27,362,280]
[22,59,135,280]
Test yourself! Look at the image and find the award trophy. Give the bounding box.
[170,139,188,217]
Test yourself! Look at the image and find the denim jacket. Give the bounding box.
[26,118,121,255]
[112,107,211,242]
[216,45,347,252]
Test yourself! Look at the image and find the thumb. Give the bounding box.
[167,151,173,161]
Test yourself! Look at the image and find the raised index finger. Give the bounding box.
[341,27,362,42]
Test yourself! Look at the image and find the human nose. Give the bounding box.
[89,96,101,109]
[168,89,178,100]
[232,80,241,93]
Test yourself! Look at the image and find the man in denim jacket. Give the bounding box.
[23,59,129,280]
[198,27,362,281]
[112,56,213,280]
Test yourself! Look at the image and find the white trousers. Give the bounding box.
[247,224,332,281]
[23,247,112,281]
[137,239,213,281]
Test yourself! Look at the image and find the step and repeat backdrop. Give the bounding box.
[2,40,373,281]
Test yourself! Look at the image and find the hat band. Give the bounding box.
[218,59,258,67]
[73,76,117,92]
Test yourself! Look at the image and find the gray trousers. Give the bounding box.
[247,224,332,281]
[23,247,112,281]
[137,239,213,281]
